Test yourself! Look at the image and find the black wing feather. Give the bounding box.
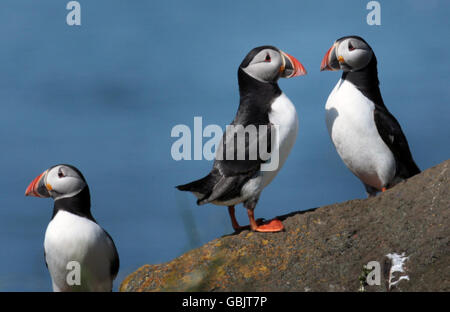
[374,107,420,179]
[103,229,120,280]
[177,123,272,204]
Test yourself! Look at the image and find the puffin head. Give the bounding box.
[25,164,87,200]
[240,45,307,83]
[320,36,374,72]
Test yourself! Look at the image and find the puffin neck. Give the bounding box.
[237,68,281,113]
[341,56,385,108]
[52,187,96,222]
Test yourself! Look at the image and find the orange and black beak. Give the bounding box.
[25,170,50,198]
[320,43,340,71]
[280,51,307,78]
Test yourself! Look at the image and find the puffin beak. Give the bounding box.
[320,43,340,71]
[25,170,50,198]
[280,51,307,78]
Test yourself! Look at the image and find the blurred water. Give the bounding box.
[0,0,448,291]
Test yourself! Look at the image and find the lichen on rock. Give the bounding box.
[120,160,450,292]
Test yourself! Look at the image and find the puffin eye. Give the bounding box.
[264,53,271,62]
[58,169,65,178]
[348,42,356,51]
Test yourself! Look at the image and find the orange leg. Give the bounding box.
[247,209,284,233]
[228,206,246,231]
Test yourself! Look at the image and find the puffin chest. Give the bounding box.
[325,79,395,188]
[44,211,112,290]
[268,93,298,162]
[258,93,298,186]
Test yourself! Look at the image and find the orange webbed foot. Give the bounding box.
[253,219,284,233]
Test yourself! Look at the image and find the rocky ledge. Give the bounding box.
[121,160,449,292]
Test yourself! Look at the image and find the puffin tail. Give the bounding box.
[176,175,209,192]
[176,173,217,205]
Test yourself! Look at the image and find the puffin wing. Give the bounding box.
[215,119,272,175]
[103,229,120,280]
[177,121,272,205]
[200,122,272,204]
[373,106,420,178]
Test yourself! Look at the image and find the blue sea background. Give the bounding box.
[0,0,448,291]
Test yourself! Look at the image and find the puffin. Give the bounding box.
[25,164,119,292]
[320,36,420,196]
[177,46,306,232]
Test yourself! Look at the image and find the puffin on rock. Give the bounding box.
[25,164,119,292]
[177,46,306,232]
[320,36,420,196]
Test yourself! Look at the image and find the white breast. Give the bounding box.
[44,211,115,292]
[264,93,299,183]
[325,79,395,189]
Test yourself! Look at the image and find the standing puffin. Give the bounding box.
[320,36,420,196]
[25,164,119,292]
[177,46,306,232]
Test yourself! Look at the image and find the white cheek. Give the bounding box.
[346,50,371,70]
[243,63,275,82]
[48,175,85,197]
[54,177,78,193]
[243,55,282,82]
